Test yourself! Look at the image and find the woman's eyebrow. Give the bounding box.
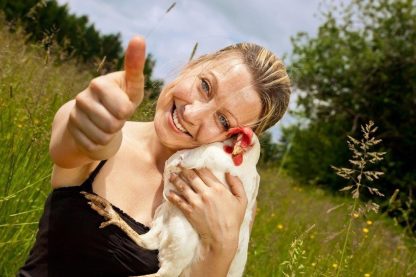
[207,71,240,126]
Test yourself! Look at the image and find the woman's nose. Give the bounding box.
[182,100,214,125]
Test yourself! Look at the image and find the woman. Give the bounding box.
[19,37,290,276]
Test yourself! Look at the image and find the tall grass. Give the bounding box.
[0,20,93,274]
[246,168,416,276]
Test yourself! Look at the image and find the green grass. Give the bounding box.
[0,20,93,275]
[246,167,416,276]
[0,18,415,277]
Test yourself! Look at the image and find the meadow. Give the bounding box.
[0,20,415,277]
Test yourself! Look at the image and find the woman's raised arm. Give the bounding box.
[49,37,146,168]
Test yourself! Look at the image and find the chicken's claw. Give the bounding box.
[80,191,123,229]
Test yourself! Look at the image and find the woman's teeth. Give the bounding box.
[172,107,189,134]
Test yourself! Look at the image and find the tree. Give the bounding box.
[0,0,123,70]
[258,131,280,166]
[285,0,416,227]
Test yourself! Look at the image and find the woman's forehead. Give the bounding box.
[188,55,252,90]
[198,54,247,76]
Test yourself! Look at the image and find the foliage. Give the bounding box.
[258,131,281,166]
[144,53,164,101]
[281,121,350,188]
[286,0,416,228]
[0,0,122,71]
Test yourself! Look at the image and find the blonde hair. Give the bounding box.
[184,43,291,135]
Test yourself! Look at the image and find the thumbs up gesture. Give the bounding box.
[65,36,146,160]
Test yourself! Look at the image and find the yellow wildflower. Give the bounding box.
[332,263,338,268]
[366,220,373,225]
[363,228,369,233]
[364,274,371,277]
[277,224,284,230]
[353,212,360,218]
[311,262,316,267]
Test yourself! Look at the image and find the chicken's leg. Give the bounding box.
[80,191,148,248]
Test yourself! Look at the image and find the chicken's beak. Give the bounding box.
[232,135,244,155]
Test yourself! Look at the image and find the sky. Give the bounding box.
[56,0,324,141]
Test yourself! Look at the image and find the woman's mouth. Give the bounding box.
[170,104,191,136]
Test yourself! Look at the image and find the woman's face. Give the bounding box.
[154,54,262,150]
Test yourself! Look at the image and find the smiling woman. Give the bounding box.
[18,37,291,276]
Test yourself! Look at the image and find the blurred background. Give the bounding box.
[0,0,415,276]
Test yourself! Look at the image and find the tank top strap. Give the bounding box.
[80,160,107,192]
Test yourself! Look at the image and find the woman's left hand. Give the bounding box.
[167,167,247,253]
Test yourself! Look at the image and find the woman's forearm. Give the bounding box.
[189,241,238,276]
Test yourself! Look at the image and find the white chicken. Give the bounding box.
[82,127,261,277]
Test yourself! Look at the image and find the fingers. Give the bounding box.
[179,167,208,193]
[69,108,112,146]
[88,74,135,120]
[169,172,198,202]
[73,76,133,149]
[67,113,105,153]
[76,95,124,134]
[194,168,219,188]
[124,36,146,104]
[225,172,247,205]
[167,191,192,215]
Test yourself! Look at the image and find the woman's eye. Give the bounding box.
[201,78,210,94]
[218,114,230,130]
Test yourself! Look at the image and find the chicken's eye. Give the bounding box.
[201,78,210,95]
[219,114,230,130]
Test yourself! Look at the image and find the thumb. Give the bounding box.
[225,172,247,203]
[124,36,146,104]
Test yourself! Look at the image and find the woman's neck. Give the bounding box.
[141,122,177,173]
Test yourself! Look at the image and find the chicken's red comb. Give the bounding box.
[224,127,254,166]
[227,127,253,148]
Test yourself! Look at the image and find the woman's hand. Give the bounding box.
[167,167,247,253]
[52,36,146,164]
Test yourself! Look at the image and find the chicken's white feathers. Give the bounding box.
[142,133,261,277]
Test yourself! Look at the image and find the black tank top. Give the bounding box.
[18,160,159,276]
